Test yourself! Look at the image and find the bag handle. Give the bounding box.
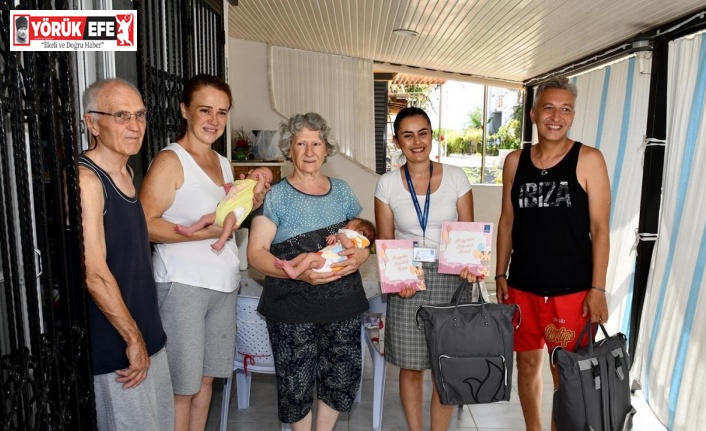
[572,321,611,355]
[450,280,523,329]
[416,280,520,329]
[450,279,485,305]
[414,280,483,329]
[450,280,488,327]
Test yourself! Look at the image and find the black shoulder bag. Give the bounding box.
[416,280,519,405]
[551,322,636,431]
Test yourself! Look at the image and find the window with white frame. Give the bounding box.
[383,77,523,185]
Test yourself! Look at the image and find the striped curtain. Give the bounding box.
[567,56,652,339]
[269,46,376,171]
[632,31,706,431]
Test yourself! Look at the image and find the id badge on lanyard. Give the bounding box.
[413,243,436,263]
[406,161,435,263]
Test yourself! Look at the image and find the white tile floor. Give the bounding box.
[206,356,556,430]
[206,354,665,430]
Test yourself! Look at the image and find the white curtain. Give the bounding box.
[632,31,706,431]
[568,56,652,338]
[269,46,376,171]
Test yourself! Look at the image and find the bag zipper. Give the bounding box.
[501,355,507,388]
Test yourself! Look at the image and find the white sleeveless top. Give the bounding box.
[152,143,240,292]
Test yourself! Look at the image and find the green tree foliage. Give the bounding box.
[487,104,523,156]
[510,103,523,139]
[465,107,486,130]
[492,120,521,148]
[440,128,483,155]
[388,83,439,112]
[462,167,480,184]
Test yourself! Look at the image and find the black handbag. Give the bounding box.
[551,322,636,431]
[416,280,519,405]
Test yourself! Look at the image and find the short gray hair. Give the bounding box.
[278,112,339,161]
[533,77,577,107]
[83,78,141,115]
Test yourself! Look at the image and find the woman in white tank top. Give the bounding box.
[139,74,268,430]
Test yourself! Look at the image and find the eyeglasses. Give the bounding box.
[88,110,151,124]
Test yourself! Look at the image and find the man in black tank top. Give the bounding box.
[495,77,611,431]
[79,79,173,430]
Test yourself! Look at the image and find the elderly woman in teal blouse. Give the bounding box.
[247,112,370,431]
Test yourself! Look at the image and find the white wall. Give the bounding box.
[229,37,380,220]
[229,38,284,137]
[228,37,503,271]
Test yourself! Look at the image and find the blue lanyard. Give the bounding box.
[404,161,433,245]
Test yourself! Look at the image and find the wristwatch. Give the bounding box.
[494,273,507,281]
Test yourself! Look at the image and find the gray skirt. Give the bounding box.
[384,261,469,370]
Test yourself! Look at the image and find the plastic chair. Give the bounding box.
[358,294,387,431]
[220,295,290,431]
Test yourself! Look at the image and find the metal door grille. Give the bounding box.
[1,1,226,428]
[137,0,226,167]
[0,1,94,430]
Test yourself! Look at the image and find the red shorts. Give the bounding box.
[507,286,591,352]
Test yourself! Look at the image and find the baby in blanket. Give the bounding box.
[174,167,272,251]
[275,217,376,279]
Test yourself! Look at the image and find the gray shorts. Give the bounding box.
[94,347,173,431]
[385,261,469,370]
[157,282,237,395]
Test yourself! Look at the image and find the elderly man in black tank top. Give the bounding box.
[495,77,611,431]
[78,78,173,430]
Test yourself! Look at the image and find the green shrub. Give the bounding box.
[462,167,481,184]
[491,119,521,151]
[446,136,465,154]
